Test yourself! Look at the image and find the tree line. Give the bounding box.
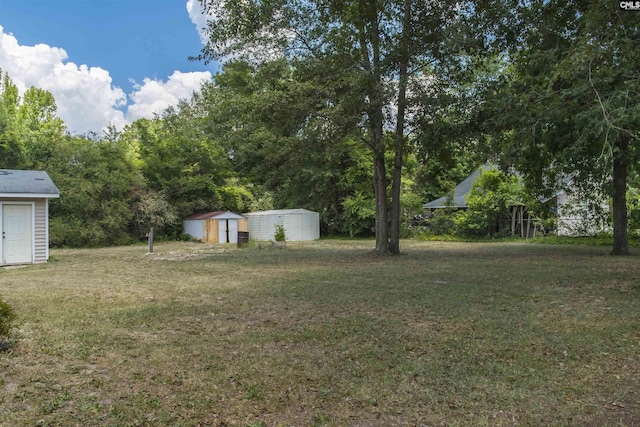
[0,65,472,247]
[1,0,638,254]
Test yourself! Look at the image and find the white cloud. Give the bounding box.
[186,0,209,44]
[127,70,212,121]
[0,25,127,134]
[0,24,213,134]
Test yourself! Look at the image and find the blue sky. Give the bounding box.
[0,0,219,133]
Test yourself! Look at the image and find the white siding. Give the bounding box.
[244,209,320,241]
[33,199,47,263]
[284,213,303,241]
[303,211,320,240]
[246,213,281,240]
[183,220,204,240]
[556,191,609,236]
[0,197,49,264]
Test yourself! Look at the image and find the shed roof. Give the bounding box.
[243,208,318,216]
[422,164,495,209]
[183,211,245,220]
[0,169,60,198]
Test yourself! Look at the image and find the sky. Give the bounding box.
[0,0,217,134]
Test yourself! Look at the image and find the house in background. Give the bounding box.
[422,165,495,210]
[182,211,248,243]
[0,169,60,266]
[243,209,320,241]
[554,187,610,236]
[422,165,607,237]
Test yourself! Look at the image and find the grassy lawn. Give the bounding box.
[1,240,639,426]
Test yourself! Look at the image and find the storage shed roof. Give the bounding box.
[0,169,60,198]
[184,211,245,220]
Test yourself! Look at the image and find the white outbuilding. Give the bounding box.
[0,169,60,266]
[243,209,320,241]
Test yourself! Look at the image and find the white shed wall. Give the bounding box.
[246,213,283,240]
[245,209,319,241]
[183,220,204,240]
[284,213,303,241]
[303,211,320,240]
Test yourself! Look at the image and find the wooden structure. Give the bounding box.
[510,205,539,238]
[182,211,248,243]
[0,169,60,265]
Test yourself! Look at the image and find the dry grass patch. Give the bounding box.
[1,240,639,426]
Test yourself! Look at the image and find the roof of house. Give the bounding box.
[183,211,245,220]
[0,169,60,198]
[423,165,496,209]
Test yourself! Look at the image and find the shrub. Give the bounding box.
[0,296,16,338]
[455,169,524,238]
[177,233,196,242]
[274,224,286,242]
[341,191,376,237]
[426,209,459,235]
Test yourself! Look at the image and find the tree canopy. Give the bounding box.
[1,0,638,254]
[483,0,640,254]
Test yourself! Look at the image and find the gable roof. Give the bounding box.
[0,169,60,198]
[423,165,496,209]
[183,211,245,220]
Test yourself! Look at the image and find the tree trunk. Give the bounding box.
[373,150,390,254]
[389,0,412,255]
[610,134,629,255]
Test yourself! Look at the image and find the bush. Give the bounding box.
[341,191,376,237]
[0,296,16,338]
[177,233,196,242]
[274,224,286,242]
[455,169,524,238]
[426,209,459,235]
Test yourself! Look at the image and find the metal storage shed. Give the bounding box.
[243,209,320,241]
[182,211,248,243]
[0,169,60,266]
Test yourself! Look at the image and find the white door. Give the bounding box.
[218,219,239,243]
[218,219,227,243]
[228,219,238,243]
[3,204,33,265]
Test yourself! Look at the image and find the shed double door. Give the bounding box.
[218,219,238,243]
[2,204,33,265]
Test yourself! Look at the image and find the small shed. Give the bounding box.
[0,169,60,266]
[182,211,248,243]
[243,209,320,241]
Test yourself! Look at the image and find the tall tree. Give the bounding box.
[197,60,377,235]
[485,0,639,255]
[0,70,22,168]
[194,0,487,254]
[16,87,67,170]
